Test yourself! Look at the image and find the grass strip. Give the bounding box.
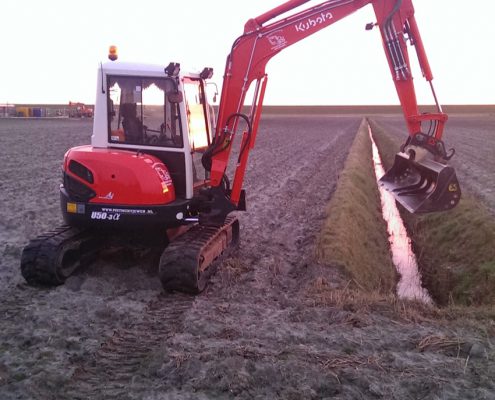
[316,119,397,293]
[369,119,495,306]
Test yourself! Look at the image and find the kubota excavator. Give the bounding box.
[21,0,460,293]
[68,102,94,118]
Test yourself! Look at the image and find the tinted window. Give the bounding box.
[108,76,183,148]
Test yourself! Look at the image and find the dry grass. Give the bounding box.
[321,354,382,369]
[317,354,387,385]
[307,276,392,309]
[369,119,495,307]
[170,351,191,369]
[218,258,252,286]
[316,119,397,293]
[305,275,443,324]
[417,335,466,354]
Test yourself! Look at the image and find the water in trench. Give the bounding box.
[368,125,432,303]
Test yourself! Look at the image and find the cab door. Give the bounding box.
[183,78,212,188]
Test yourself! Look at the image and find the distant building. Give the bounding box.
[0,104,15,117]
[0,104,82,118]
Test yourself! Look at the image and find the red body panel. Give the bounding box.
[63,146,176,206]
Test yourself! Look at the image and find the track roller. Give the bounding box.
[159,216,240,293]
[21,225,105,286]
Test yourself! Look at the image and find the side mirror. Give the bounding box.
[206,82,219,104]
[168,91,183,104]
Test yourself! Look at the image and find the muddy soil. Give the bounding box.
[1,117,494,399]
[370,114,495,215]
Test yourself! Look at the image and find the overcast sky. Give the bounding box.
[1,0,494,105]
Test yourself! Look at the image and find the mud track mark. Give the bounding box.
[65,294,194,398]
[236,116,360,294]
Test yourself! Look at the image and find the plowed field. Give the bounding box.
[1,116,494,399]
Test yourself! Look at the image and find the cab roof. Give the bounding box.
[101,61,202,79]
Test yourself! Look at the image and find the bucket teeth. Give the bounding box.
[379,152,461,213]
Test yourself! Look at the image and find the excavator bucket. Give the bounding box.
[379,152,461,214]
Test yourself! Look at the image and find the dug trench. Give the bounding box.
[0,116,494,399]
[369,117,495,307]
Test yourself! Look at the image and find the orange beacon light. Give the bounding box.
[108,45,118,61]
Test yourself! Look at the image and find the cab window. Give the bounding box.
[183,78,210,150]
[107,76,183,147]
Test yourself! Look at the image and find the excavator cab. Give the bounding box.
[379,151,461,213]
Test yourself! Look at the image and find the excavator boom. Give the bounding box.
[20,0,461,295]
[200,0,460,221]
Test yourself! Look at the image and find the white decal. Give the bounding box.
[154,165,173,185]
[101,207,155,215]
[295,12,333,32]
[91,211,121,221]
[98,191,115,200]
[267,32,288,50]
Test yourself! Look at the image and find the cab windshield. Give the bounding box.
[107,76,183,147]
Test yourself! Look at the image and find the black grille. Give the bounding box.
[64,174,96,202]
[69,160,94,184]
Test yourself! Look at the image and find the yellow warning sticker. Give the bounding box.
[67,202,77,213]
[448,184,458,192]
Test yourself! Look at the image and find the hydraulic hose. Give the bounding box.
[201,113,252,171]
[383,0,409,80]
[224,113,252,164]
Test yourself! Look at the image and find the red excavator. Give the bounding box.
[21,0,460,293]
[68,102,94,118]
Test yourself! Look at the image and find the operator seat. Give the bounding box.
[121,103,142,143]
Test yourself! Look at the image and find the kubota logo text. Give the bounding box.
[295,12,333,32]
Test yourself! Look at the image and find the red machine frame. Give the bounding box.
[203,0,450,212]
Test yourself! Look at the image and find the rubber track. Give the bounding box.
[159,216,239,293]
[20,225,98,286]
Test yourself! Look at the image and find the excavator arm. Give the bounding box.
[199,0,460,223]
